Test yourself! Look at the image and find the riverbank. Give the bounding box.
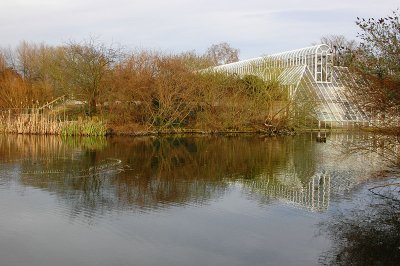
[0,123,297,137]
[2,117,378,137]
[4,112,393,137]
[107,127,297,137]
[0,112,297,137]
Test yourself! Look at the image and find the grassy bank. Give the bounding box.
[108,126,296,137]
[0,112,297,137]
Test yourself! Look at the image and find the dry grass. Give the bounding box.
[0,111,106,136]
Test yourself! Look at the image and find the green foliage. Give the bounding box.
[61,118,106,136]
[241,75,266,94]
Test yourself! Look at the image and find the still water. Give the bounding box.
[0,133,399,266]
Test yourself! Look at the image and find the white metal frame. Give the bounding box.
[211,44,367,123]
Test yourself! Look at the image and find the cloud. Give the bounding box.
[0,0,398,59]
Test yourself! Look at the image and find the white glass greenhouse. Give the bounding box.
[212,44,368,125]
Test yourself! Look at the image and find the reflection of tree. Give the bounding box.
[2,133,388,217]
[104,136,295,209]
[0,134,107,163]
[3,135,305,217]
[241,134,330,211]
[0,134,68,161]
[338,133,399,167]
[332,133,400,203]
[319,197,400,266]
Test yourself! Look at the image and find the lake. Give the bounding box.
[0,133,399,266]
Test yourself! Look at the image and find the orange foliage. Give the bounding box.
[0,68,53,109]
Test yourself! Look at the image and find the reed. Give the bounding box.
[61,118,106,136]
[0,110,107,136]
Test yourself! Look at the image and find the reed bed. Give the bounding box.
[0,111,106,136]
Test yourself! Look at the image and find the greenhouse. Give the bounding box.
[212,44,369,125]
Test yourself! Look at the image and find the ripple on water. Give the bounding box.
[0,134,397,266]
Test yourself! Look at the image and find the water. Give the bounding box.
[0,133,399,266]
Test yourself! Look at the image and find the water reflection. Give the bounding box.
[0,133,386,218]
[244,173,331,212]
[1,133,398,266]
[319,189,400,265]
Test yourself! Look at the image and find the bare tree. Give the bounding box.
[352,10,400,130]
[61,38,121,116]
[0,51,6,72]
[205,42,240,66]
[0,45,54,109]
[320,34,357,66]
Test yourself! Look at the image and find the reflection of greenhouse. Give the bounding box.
[1,134,385,215]
[245,173,331,212]
[213,44,368,125]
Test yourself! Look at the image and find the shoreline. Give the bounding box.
[0,127,375,138]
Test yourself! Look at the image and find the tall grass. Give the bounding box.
[0,111,106,136]
[61,118,106,136]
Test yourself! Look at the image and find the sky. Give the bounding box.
[0,0,398,59]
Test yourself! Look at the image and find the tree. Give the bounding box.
[0,46,54,109]
[13,42,65,97]
[320,34,357,67]
[205,42,240,66]
[356,10,400,81]
[0,68,46,109]
[61,38,121,116]
[0,51,6,72]
[352,10,400,124]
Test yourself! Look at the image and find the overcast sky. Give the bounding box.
[0,0,398,59]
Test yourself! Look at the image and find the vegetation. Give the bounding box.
[2,10,398,136]
[205,42,240,65]
[353,10,400,128]
[60,118,107,137]
[319,34,357,67]
[320,10,400,133]
[0,40,293,135]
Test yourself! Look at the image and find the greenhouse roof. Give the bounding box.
[212,44,368,123]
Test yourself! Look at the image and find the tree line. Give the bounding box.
[0,40,291,132]
[1,10,399,133]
